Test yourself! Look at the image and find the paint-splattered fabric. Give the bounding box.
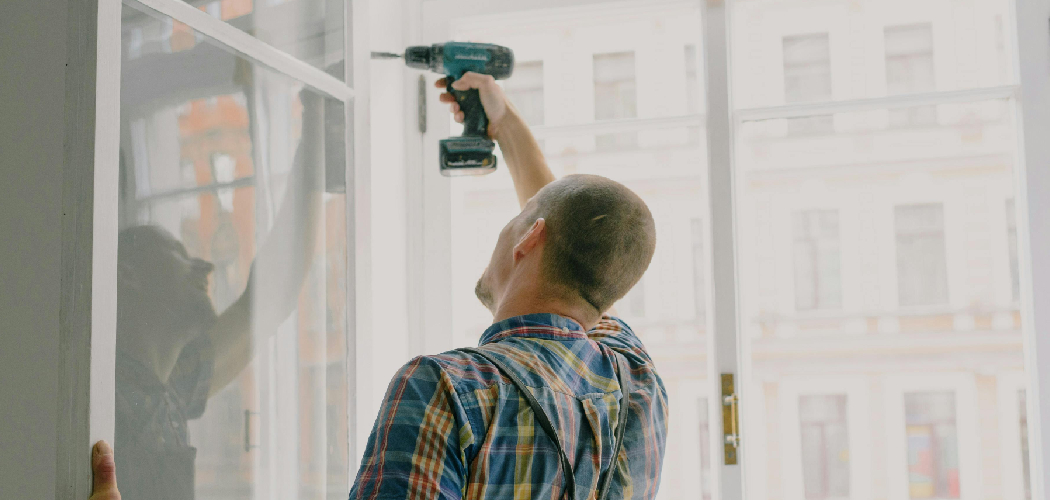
[349,314,668,500]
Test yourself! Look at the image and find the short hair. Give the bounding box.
[532,174,656,313]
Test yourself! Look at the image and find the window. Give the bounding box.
[622,274,647,318]
[904,392,960,499]
[504,60,544,126]
[116,6,350,498]
[685,44,701,115]
[698,397,713,500]
[799,395,850,500]
[793,210,842,311]
[594,51,638,150]
[885,24,936,126]
[1008,199,1020,302]
[783,33,833,134]
[895,204,949,307]
[692,218,707,323]
[1020,389,1032,500]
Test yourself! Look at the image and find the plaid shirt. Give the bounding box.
[349,314,669,500]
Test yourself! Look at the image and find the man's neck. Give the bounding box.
[492,281,599,332]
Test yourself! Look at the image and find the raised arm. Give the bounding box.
[436,73,554,209]
[205,91,325,396]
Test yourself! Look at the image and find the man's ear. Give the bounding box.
[513,218,546,262]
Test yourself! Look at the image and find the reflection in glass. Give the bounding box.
[117,5,348,499]
[122,0,345,76]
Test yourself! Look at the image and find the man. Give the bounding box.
[346,74,668,500]
[89,72,668,500]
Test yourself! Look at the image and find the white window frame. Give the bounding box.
[65,0,372,496]
[404,1,1049,500]
[1013,0,1050,496]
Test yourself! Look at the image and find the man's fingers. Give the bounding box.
[438,93,456,103]
[434,77,448,88]
[91,441,120,500]
[450,102,460,114]
[455,111,465,123]
[450,72,493,91]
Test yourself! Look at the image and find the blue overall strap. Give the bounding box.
[457,347,633,500]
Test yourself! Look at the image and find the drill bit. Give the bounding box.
[371,51,403,60]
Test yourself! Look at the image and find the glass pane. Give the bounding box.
[736,96,1025,499]
[117,5,350,499]
[449,5,708,500]
[731,0,1016,108]
[120,0,345,78]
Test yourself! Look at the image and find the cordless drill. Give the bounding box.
[374,42,515,176]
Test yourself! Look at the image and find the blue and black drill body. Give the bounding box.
[403,42,515,176]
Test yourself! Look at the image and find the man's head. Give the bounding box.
[476,174,656,325]
[117,225,218,342]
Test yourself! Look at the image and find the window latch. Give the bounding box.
[721,373,740,465]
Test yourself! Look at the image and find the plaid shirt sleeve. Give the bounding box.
[350,355,475,500]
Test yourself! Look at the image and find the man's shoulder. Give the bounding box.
[386,349,506,398]
[589,315,646,351]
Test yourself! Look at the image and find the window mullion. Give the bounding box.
[701,0,743,499]
[1012,0,1050,497]
[129,0,354,102]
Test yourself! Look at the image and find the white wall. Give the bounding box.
[0,0,69,496]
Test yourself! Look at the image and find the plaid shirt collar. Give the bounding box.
[479,313,588,346]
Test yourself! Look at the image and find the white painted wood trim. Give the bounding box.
[735,85,1018,122]
[346,0,373,480]
[56,0,121,497]
[701,0,744,498]
[132,0,354,103]
[1012,0,1050,497]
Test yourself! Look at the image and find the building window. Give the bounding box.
[685,44,701,115]
[895,203,949,307]
[622,273,646,318]
[691,218,707,323]
[698,397,713,500]
[904,392,961,499]
[885,24,936,126]
[685,44,703,145]
[1020,389,1032,500]
[504,60,544,126]
[793,210,842,311]
[594,51,637,150]
[1007,199,1020,303]
[783,33,833,135]
[799,395,850,500]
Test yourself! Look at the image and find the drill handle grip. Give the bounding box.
[447,81,489,139]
